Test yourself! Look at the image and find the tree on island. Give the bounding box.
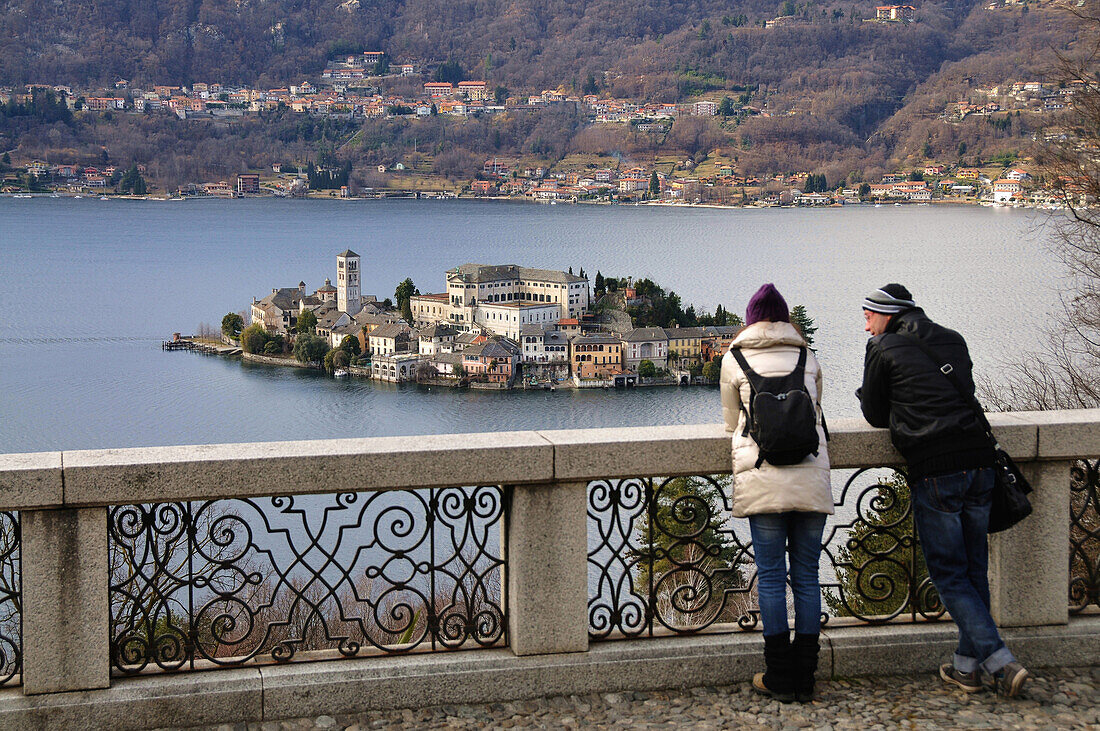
[239,323,268,354]
[702,358,721,382]
[339,335,361,356]
[324,348,350,372]
[221,313,243,339]
[296,310,317,334]
[293,334,329,364]
[395,278,420,324]
[648,172,660,198]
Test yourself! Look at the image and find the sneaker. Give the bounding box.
[994,662,1029,698]
[939,663,984,693]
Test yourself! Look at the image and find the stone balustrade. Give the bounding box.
[0,409,1097,728]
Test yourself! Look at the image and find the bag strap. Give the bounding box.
[896,332,997,446]
[730,346,817,439]
[728,347,757,438]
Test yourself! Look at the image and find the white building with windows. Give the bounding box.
[409,263,590,337]
[520,325,570,364]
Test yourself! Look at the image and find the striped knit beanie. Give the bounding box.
[862,283,916,315]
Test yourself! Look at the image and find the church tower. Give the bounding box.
[336,249,361,315]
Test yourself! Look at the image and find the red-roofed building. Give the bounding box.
[424,82,454,98]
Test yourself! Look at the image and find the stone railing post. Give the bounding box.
[506,481,589,656]
[21,506,110,694]
[988,460,1071,628]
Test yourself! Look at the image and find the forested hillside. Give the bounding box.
[0,0,1083,190]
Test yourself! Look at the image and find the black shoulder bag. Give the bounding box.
[899,334,1033,533]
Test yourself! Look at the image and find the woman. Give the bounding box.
[720,283,832,703]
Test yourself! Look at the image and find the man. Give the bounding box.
[857,283,1028,697]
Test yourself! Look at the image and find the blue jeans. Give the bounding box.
[912,467,1015,675]
[749,511,827,636]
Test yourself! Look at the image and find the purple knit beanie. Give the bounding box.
[745,283,790,325]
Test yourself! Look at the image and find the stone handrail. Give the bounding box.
[4,409,1099,509]
[0,408,1096,722]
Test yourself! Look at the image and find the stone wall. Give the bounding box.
[0,410,1097,726]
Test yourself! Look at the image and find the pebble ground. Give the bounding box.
[173,666,1100,730]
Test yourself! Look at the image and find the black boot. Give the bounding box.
[753,632,797,702]
[792,632,820,702]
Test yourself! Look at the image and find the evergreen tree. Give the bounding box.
[594,271,605,296]
[395,277,419,323]
[825,472,936,620]
[789,305,817,347]
[433,60,466,84]
[649,171,660,198]
[627,475,748,628]
[118,164,147,195]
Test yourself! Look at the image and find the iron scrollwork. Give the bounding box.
[109,486,505,675]
[588,468,942,641]
[0,511,19,686]
[1070,460,1100,614]
[588,475,755,639]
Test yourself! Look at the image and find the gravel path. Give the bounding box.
[181,666,1100,730]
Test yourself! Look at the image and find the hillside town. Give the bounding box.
[246,251,742,389]
[0,47,1088,208]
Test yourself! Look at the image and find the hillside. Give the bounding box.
[0,0,1084,190]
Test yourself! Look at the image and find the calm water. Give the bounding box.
[0,197,1064,453]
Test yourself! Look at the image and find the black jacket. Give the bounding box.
[859,308,995,480]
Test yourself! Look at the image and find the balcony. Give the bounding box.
[0,410,1097,727]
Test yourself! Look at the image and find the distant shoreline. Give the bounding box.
[3,191,1053,211]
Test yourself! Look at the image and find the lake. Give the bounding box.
[0,197,1064,453]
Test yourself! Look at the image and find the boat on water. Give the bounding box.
[333,369,349,378]
[73,195,82,199]
[99,195,109,200]
[12,194,32,198]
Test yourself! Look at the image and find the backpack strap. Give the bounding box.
[728,347,757,438]
[729,346,811,440]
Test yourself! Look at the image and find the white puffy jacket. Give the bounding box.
[720,321,833,518]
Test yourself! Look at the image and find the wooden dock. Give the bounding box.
[163,338,241,356]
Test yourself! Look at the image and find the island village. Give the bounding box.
[243,250,742,389]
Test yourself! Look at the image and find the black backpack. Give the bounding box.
[728,346,820,468]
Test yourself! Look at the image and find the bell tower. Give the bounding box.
[336,249,361,315]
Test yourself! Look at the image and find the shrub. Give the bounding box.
[294,334,329,364]
[240,323,268,354]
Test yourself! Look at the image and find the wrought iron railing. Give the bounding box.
[0,511,19,686]
[587,468,943,640]
[108,486,505,674]
[1070,459,1100,614]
